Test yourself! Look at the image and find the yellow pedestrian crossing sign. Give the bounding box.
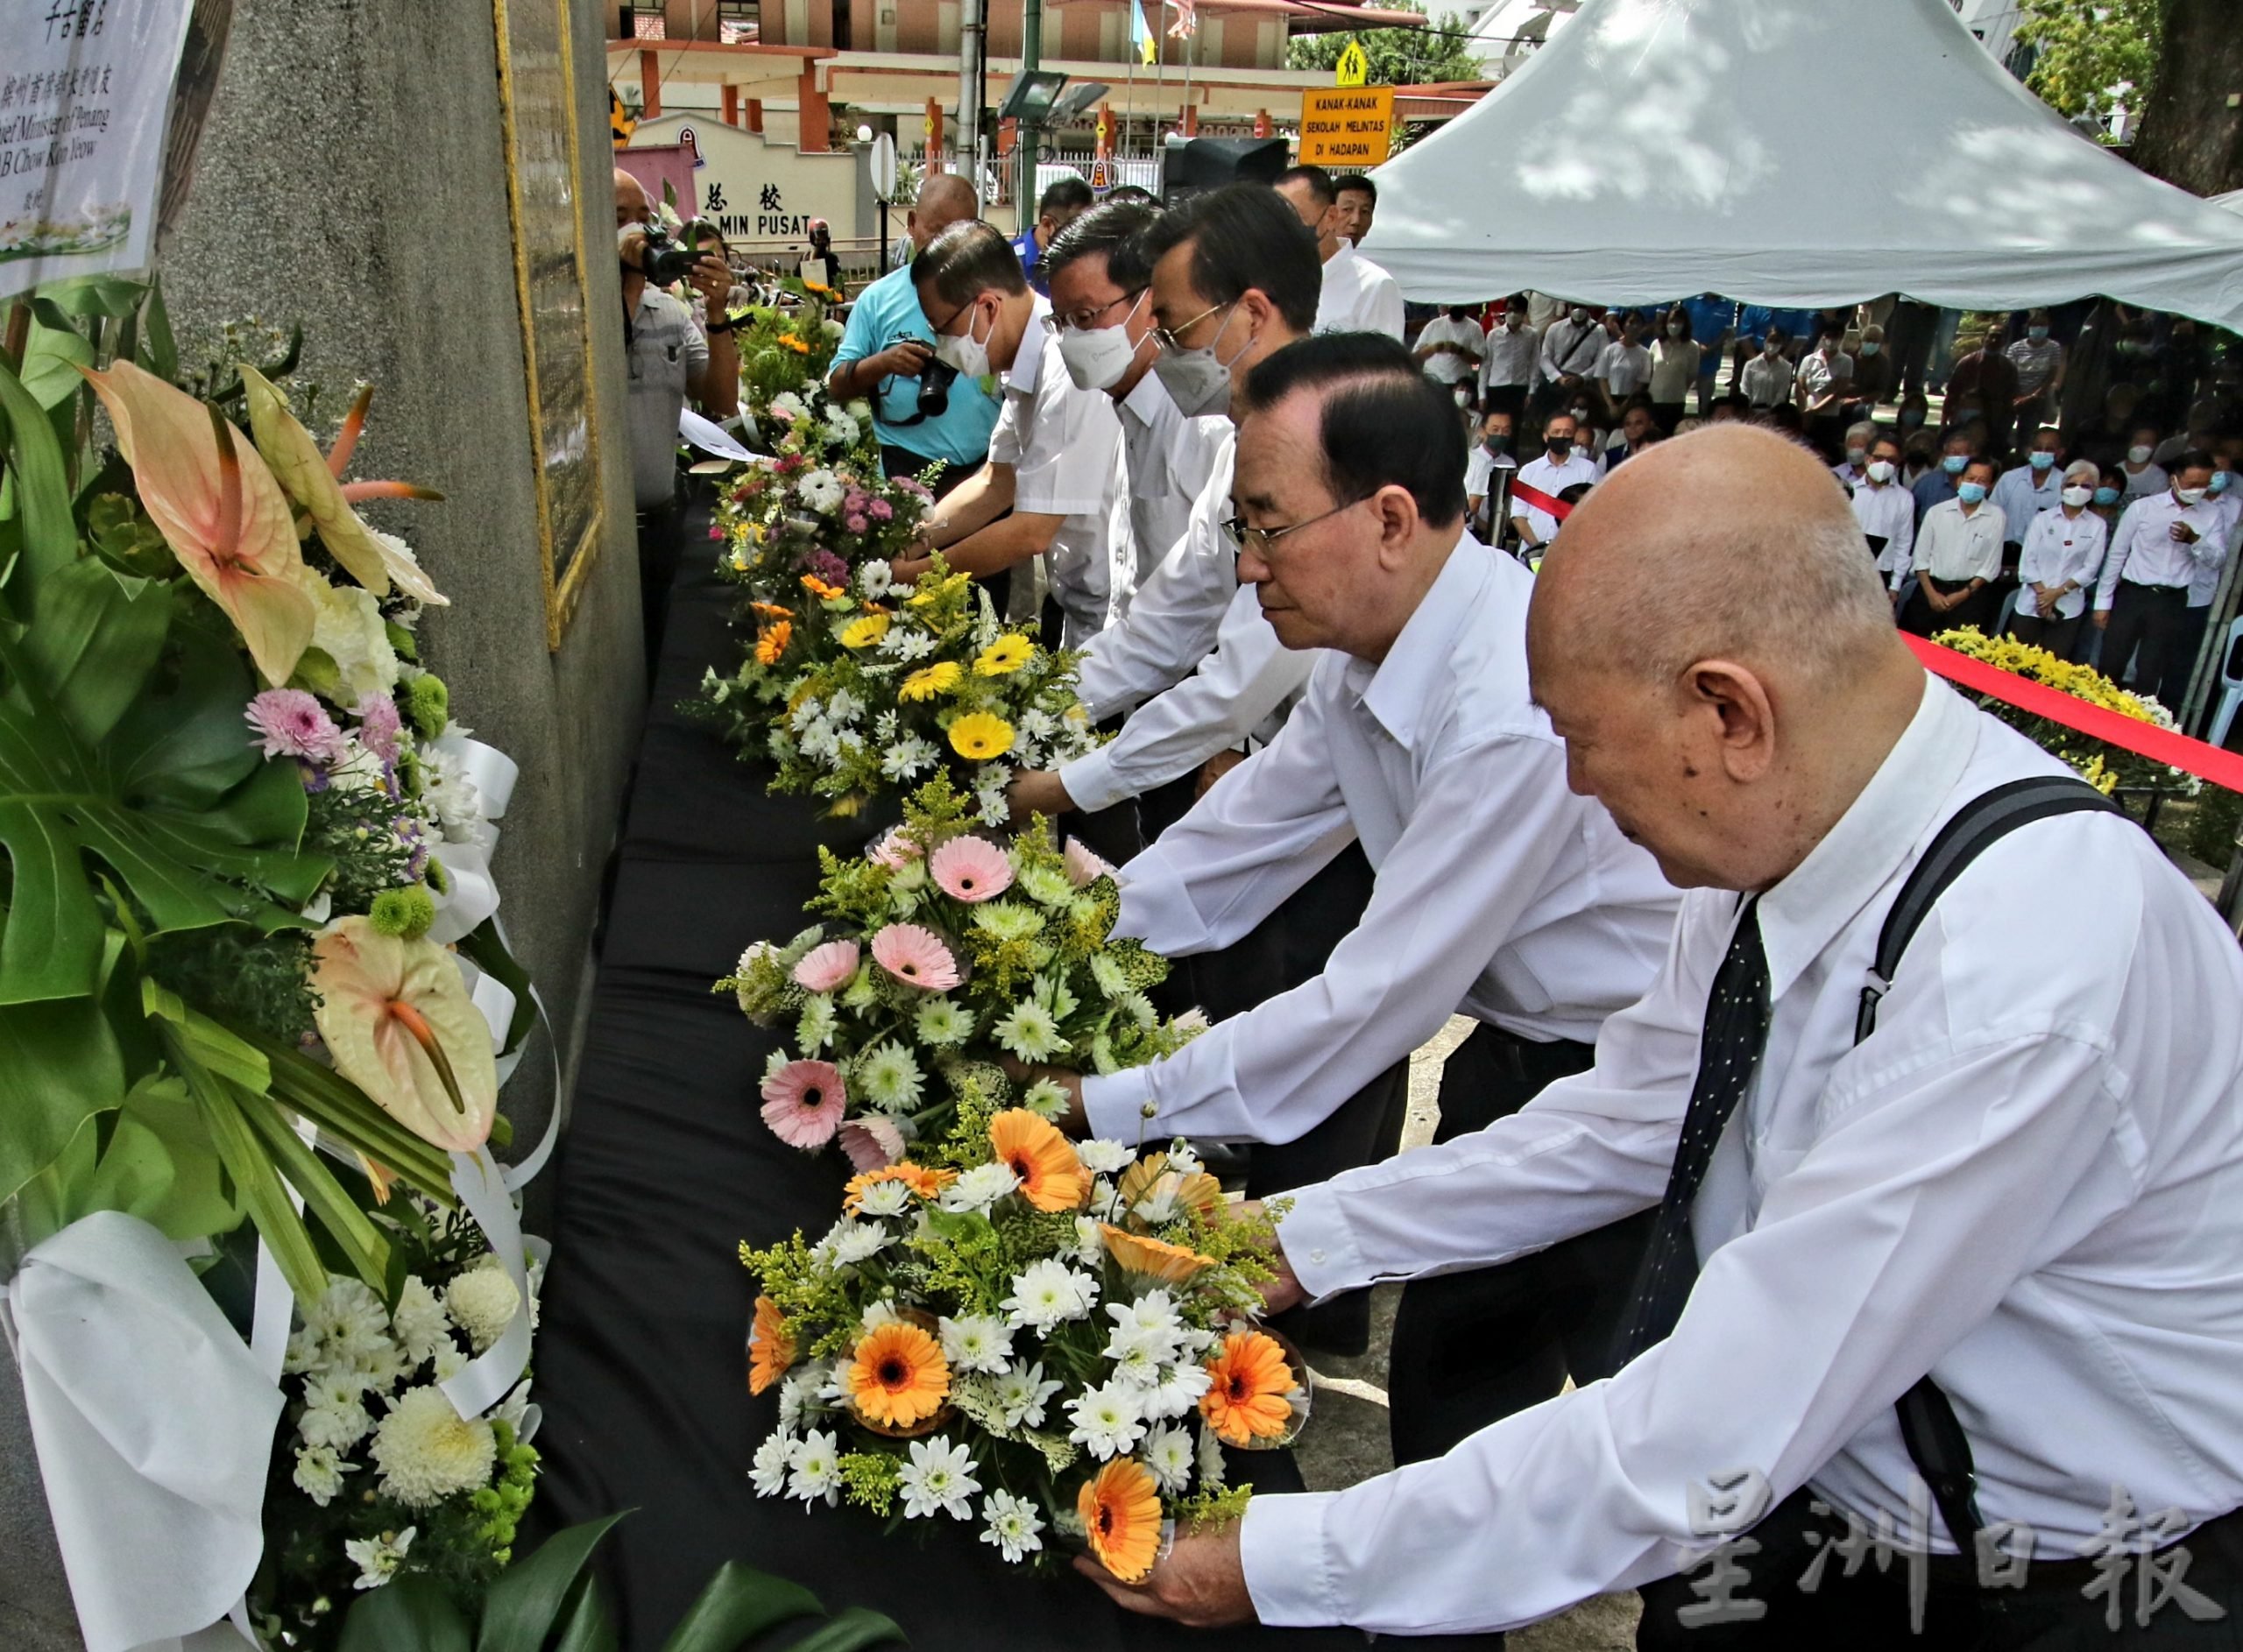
[1335,39,1369,88]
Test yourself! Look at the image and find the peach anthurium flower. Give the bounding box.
[310,916,499,1153]
[81,360,315,686]
[238,368,448,606]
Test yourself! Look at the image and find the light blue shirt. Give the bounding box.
[829,262,1001,469]
[1992,462,2063,544]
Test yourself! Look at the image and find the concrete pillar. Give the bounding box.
[640,47,662,117]
[1181,99,1198,137]
[924,96,945,166]
[722,82,740,126]
[1254,107,1270,138]
[746,96,765,133]
[798,60,831,152]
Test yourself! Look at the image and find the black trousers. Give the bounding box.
[2010,610,2087,662]
[1387,1022,1658,1466]
[1639,1487,2243,1649]
[2105,582,2194,697]
[1903,575,1997,639]
[1482,383,1528,420]
[637,502,683,686]
[2162,603,2214,718]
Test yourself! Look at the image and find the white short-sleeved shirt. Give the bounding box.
[1313,244,1405,340]
[1740,353,1795,408]
[987,295,1126,648]
[1415,315,1485,386]
[1594,341,1652,399]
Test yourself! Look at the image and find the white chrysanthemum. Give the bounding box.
[823,408,860,447]
[854,1178,915,1218]
[307,1277,391,1357]
[1065,1215,1105,1266]
[799,469,846,513]
[829,1221,891,1267]
[311,581,401,702]
[751,1431,795,1497]
[1165,1140,1201,1173]
[915,998,974,1047]
[939,1313,1015,1375]
[1087,953,1131,997]
[1003,1260,1100,1331]
[293,1444,357,1507]
[993,1361,1065,1429]
[1197,1420,1228,1490]
[858,1041,924,1111]
[1014,864,1076,908]
[880,736,939,780]
[284,1326,325,1378]
[297,1381,373,1452]
[768,392,810,424]
[788,1429,844,1505]
[389,1276,452,1366]
[897,1435,981,1521]
[789,695,825,733]
[777,1367,823,1432]
[433,1344,468,1382]
[1078,1139,1134,1176]
[343,1526,415,1591]
[417,745,486,846]
[1066,1381,1148,1460]
[443,1261,520,1353]
[370,1387,498,1508]
[885,626,938,661]
[1106,1338,1164,1391]
[994,998,1067,1063]
[1147,1360,1214,1422]
[939,1162,1020,1213]
[1143,1425,1195,1495]
[824,686,867,726]
[980,1489,1047,1564]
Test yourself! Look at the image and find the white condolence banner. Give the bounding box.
[0,0,195,303]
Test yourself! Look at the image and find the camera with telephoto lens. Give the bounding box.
[915,354,959,420]
[639,216,716,285]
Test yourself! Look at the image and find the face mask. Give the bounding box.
[2212,471,2232,493]
[1845,446,1867,465]
[2062,485,2092,507]
[1504,314,1523,330]
[1860,342,1881,357]
[1057,299,1144,392]
[2028,326,2049,341]
[1763,342,1781,357]
[1574,441,1596,459]
[1957,482,1988,505]
[1447,307,1470,321]
[1546,434,1573,456]
[1454,386,1472,408]
[1569,307,1589,326]
[935,300,994,380]
[2128,445,2154,465]
[2093,485,2120,506]
[1483,432,1511,455]
[2029,450,2055,470]
[1666,322,1685,338]
[2176,486,2207,506]
[1942,454,1968,476]
[1569,405,1590,420]
[1866,460,1895,484]
[1150,304,1243,419]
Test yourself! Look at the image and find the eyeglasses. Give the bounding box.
[1221,496,1368,556]
[1046,289,1143,335]
[1152,300,1232,354]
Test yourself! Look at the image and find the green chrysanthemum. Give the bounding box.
[857,1041,925,1111]
[994,997,1068,1063]
[916,997,974,1047]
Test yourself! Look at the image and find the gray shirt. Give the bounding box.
[625,285,707,510]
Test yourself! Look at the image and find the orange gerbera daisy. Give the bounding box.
[1199,1331,1295,1447]
[754,619,792,665]
[844,1161,958,1214]
[844,1318,951,1430]
[1100,1225,1216,1285]
[1079,1457,1164,1583]
[1115,1153,1223,1227]
[748,600,794,620]
[988,1109,1086,1212]
[800,573,847,600]
[748,1295,795,1394]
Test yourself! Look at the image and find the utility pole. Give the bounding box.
[959,0,983,194]
[1021,0,1044,221]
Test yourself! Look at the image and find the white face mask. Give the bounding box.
[934,300,994,380]
[2176,486,2207,506]
[1150,304,1245,419]
[1666,322,1685,338]
[1845,446,1867,465]
[1569,307,1589,326]
[1866,460,1895,484]
[2128,445,2154,465]
[2061,485,2092,507]
[1055,293,1145,392]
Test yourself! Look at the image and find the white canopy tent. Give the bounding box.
[1363,0,2243,333]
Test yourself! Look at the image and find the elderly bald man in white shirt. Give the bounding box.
[1082,424,2243,1647]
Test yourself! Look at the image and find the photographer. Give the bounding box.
[614,167,739,679]
[826,174,999,495]
[888,220,1124,650]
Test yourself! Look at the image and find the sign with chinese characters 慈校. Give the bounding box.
[0,0,195,302]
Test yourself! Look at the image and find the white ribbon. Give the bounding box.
[438,1148,534,1422]
[426,734,520,947]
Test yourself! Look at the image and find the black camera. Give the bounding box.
[916,354,959,420]
[640,216,716,285]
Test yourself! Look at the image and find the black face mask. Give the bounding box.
[1483,433,1511,455]
[1547,435,1573,456]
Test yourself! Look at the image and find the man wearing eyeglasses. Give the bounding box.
[888,221,1125,649]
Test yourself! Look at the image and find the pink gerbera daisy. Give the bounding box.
[870,923,961,991]
[930,837,1013,904]
[761,1059,847,1149]
[794,939,861,993]
[1063,838,1116,888]
[838,1116,907,1173]
[867,828,923,870]
[246,688,346,764]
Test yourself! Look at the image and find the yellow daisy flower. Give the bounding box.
[948,711,1015,761]
[973,634,1035,676]
[900,661,964,702]
[839,613,891,649]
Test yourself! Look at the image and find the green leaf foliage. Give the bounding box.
[1286,3,1483,87]
[2019,0,2162,130]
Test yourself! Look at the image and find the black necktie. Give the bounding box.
[1613,898,1772,1365]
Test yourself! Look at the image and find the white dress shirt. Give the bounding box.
[1511,451,1601,547]
[1992,462,2063,542]
[1594,341,1652,400]
[1110,371,1229,621]
[2094,490,2227,608]
[2121,461,2169,500]
[1242,676,2243,1634]
[1415,315,1486,386]
[1794,347,1852,407]
[987,295,1125,648]
[1738,352,1795,408]
[1058,582,1318,815]
[1912,497,2006,583]
[2015,505,2107,622]
[1849,477,1915,590]
[1073,438,1236,722]
[1313,244,1405,340]
[1538,317,1603,385]
[1480,321,1541,392]
[1079,536,1678,1143]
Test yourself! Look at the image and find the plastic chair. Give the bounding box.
[2209,615,2243,751]
[1993,586,2021,639]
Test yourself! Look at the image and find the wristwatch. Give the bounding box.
[705,316,736,335]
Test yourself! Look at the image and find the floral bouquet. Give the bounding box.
[723,777,1202,1164]
[728,275,847,406]
[250,1200,541,1648]
[705,557,1103,822]
[740,1090,1307,1583]
[1932,627,2199,800]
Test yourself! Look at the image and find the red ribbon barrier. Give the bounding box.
[1510,479,1574,522]
[1902,633,2243,794]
